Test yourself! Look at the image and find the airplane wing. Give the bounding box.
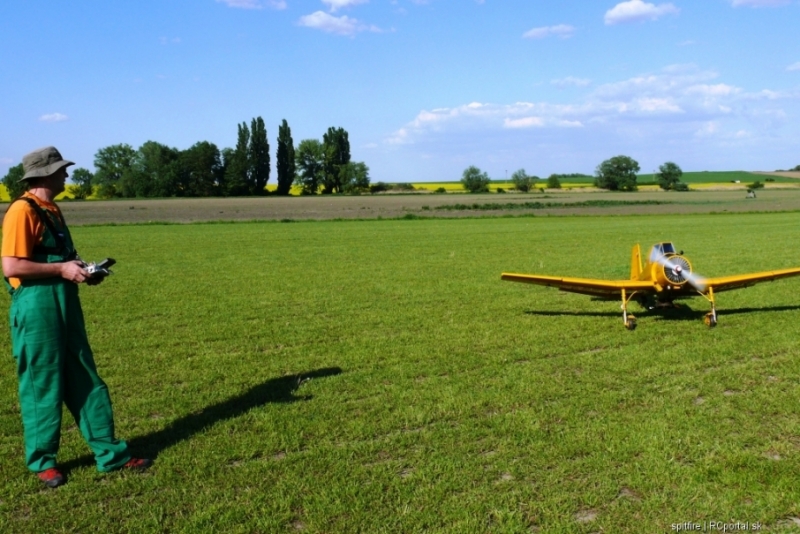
[501,273,658,299]
[703,267,800,293]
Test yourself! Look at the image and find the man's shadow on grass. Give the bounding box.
[61,366,342,473]
[525,304,800,321]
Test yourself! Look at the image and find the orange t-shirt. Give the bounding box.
[2,192,66,289]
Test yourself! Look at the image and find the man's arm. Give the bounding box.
[2,257,90,284]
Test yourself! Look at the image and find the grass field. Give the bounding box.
[2,206,800,532]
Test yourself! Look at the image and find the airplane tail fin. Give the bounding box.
[630,244,643,280]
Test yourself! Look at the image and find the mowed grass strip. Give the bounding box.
[1,213,800,532]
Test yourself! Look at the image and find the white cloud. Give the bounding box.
[322,0,368,12]
[298,11,381,35]
[522,24,575,39]
[385,65,796,148]
[552,76,592,88]
[216,0,286,9]
[604,0,679,25]
[787,62,800,72]
[731,0,790,6]
[504,117,545,129]
[685,84,741,97]
[39,113,68,122]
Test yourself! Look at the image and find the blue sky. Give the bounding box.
[1,0,799,183]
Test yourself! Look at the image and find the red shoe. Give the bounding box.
[122,458,153,471]
[37,468,65,488]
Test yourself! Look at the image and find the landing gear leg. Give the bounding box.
[621,289,637,330]
[701,286,717,327]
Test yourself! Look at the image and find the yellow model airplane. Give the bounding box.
[502,242,800,329]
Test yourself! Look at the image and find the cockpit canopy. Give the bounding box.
[654,242,676,256]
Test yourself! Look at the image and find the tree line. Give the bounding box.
[459,156,691,193]
[2,118,371,199]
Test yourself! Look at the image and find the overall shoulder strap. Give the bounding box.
[11,196,67,255]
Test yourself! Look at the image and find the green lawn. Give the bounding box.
[2,214,800,532]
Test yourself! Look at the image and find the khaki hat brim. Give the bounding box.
[20,159,75,182]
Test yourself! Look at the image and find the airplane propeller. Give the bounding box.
[649,250,707,292]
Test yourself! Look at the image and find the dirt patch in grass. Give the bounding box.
[5,188,800,225]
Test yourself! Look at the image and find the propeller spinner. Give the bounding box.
[650,249,707,292]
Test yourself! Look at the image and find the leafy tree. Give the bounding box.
[71,167,94,199]
[179,141,222,197]
[461,166,491,193]
[248,117,270,195]
[322,127,350,194]
[792,164,800,171]
[2,163,26,199]
[511,169,533,192]
[657,161,683,191]
[276,119,296,196]
[225,122,250,196]
[595,155,640,191]
[748,180,764,190]
[121,141,181,198]
[294,139,325,195]
[546,174,562,189]
[94,143,137,198]
[340,162,370,194]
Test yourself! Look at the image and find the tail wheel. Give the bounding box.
[625,315,637,330]
[704,313,717,327]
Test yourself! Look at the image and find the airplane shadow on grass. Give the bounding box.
[524,304,800,322]
[60,366,343,474]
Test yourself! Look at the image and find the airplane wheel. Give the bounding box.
[625,316,637,330]
[704,313,717,327]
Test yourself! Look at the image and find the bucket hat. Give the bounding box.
[21,146,74,181]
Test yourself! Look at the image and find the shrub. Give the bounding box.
[496,188,506,194]
[369,182,389,194]
[510,169,533,192]
[435,187,447,194]
[672,182,689,191]
[461,166,491,193]
[546,174,562,189]
[748,181,764,190]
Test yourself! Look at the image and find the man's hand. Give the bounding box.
[59,260,90,283]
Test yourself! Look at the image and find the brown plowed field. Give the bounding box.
[6,188,800,225]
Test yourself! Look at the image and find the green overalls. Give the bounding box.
[6,199,131,472]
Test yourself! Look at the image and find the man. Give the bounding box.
[2,146,151,488]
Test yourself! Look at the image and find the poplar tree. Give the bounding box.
[248,117,270,195]
[225,122,250,196]
[276,119,295,195]
[322,127,350,193]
